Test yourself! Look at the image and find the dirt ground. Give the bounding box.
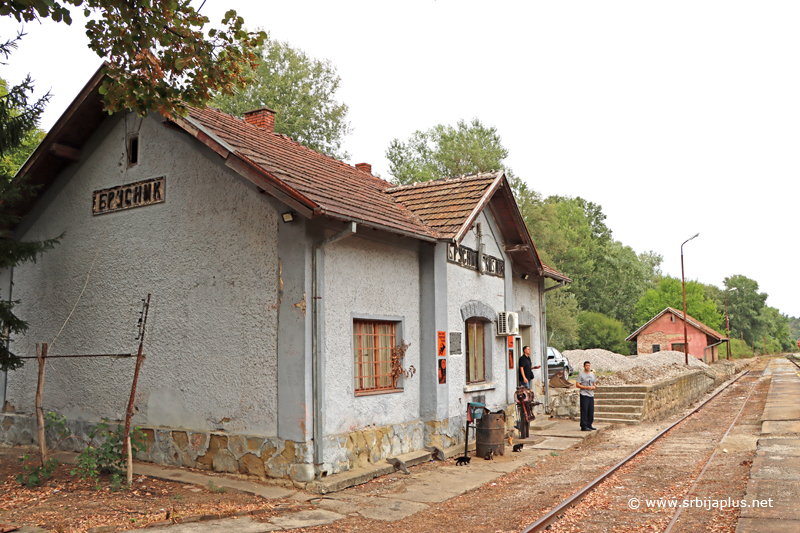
[0,450,312,532]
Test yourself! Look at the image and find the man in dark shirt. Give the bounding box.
[518,346,540,388]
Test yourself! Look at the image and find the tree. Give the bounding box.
[212,36,351,159]
[580,240,662,332]
[1,46,59,371]
[545,290,580,351]
[386,119,509,184]
[0,79,45,176]
[724,275,768,345]
[2,1,266,116]
[577,312,630,355]
[635,277,724,331]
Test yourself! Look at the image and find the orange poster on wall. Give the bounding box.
[508,336,514,348]
[437,331,446,357]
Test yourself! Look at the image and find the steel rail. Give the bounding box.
[786,355,800,371]
[662,373,758,531]
[519,368,755,533]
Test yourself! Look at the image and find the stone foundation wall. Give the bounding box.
[640,369,716,421]
[2,406,521,481]
[0,414,315,484]
[548,388,579,419]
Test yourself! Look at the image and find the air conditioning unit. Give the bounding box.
[497,312,519,336]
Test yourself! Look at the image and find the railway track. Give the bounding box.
[520,360,769,533]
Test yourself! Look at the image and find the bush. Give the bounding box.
[577,311,630,355]
[726,339,754,358]
[71,419,145,482]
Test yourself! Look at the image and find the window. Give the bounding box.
[671,343,685,352]
[127,134,139,167]
[652,344,661,353]
[353,320,397,393]
[466,320,486,383]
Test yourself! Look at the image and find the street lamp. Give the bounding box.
[681,233,699,365]
[725,287,738,360]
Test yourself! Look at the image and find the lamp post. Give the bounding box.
[725,287,738,360]
[681,233,699,365]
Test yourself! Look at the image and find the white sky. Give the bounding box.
[2,1,798,317]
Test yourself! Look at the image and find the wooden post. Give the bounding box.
[35,343,48,466]
[124,294,150,485]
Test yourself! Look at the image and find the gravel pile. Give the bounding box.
[563,349,711,372]
[596,364,696,386]
[562,349,636,372]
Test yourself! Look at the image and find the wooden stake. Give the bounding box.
[35,343,47,466]
[125,294,150,485]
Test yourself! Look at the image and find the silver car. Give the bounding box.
[547,346,574,376]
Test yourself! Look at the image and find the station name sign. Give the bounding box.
[93,176,165,215]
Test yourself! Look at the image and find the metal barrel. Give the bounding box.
[475,411,506,457]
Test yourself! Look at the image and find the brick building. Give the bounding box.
[626,307,728,362]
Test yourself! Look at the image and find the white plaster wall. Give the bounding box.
[447,211,507,418]
[512,277,545,384]
[323,235,420,435]
[7,113,279,436]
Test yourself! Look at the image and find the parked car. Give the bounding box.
[547,346,574,376]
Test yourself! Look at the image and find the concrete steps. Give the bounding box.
[593,386,646,425]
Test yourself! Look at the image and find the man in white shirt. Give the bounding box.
[576,361,597,431]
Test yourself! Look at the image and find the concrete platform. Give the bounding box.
[736,358,800,532]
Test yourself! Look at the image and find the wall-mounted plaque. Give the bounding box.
[93,176,165,215]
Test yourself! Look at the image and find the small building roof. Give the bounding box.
[626,307,728,342]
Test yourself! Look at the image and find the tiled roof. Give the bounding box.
[626,307,728,342]
[185,107,438,240]
[385,173,500,239]
[543,264,572,283]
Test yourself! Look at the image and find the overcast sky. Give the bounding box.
[2,1,798,317]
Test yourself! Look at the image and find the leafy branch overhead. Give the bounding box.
[1,0,267,116]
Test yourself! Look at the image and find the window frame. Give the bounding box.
[652,344,661,353]
[465,319,487,384]
[351,315,405,396]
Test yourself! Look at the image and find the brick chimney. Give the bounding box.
[244,107,276,132]
[355,163,372,174]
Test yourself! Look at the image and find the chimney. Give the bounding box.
[355,162,372,174]
[244,107,276,133]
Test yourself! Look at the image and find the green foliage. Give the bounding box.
[71,419,145,483]
[577,312,630,355]
[386,118,509,184]
[2,1,266,117]
[16,453,58,487]
[726,338,753,358]
[212,35,351,159]
[724,275,768,345]
[545,289,580,350]
[524,195,661,332]
[208,480,227,493]
[0,79,45,176]
[635,277,724,331]
[0,66,60,373]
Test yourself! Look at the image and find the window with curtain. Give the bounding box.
[466,320,486,383]
[353,320,397,393]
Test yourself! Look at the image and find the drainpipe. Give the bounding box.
[704,340,724,365]
[312,222,356,473]
[541,281,567,412]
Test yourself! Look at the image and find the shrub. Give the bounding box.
[71,419,145,482]
[578,311,630,355]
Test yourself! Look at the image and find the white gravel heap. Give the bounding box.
[596,363,697,386]
[563,348,711,372]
